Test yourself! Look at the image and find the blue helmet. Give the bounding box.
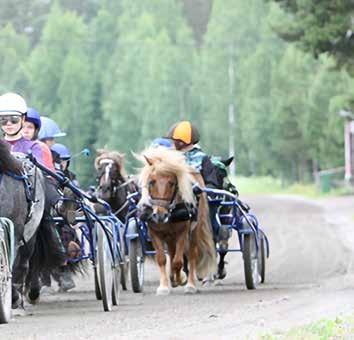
[51,143,71,160]
[151,137,174,149]
[38,117,66,140]
[25,107,41,130]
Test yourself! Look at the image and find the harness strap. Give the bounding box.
[113,200,129,216]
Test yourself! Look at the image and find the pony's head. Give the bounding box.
[201,156,234,189]
[95,149,127,202]
[138,147,195,224]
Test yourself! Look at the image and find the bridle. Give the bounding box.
[147,179,179,213]
[97,159,127,198]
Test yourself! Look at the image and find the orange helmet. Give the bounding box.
[167,121,200,149]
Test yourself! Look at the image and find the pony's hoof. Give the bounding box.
[202,279,212,287]
[178,271,188,286]
[170,276,179,288]
[216,268,227,280]
[26,289,40,305]
[156,286,170,296]
[184,284,198,294]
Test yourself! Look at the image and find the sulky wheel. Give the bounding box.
[258,232,266,284]
[111,255,121,306]
[97,225,114,311]
[0,228,12,323]
[118,226,129,291]
[243,232,261,290]
[129,239,144,293]
[94,266,102,300]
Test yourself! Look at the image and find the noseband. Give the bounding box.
[148,182,178,213]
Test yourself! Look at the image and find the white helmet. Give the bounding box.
[0,92,27,116]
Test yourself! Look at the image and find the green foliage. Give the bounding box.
[0,0,353,187]
[0,24,28,93]
[262,315,354,339]
[270,0,354,74]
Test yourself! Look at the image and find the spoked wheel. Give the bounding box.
[119,226,129,291]
[94,267,102,300]
[258,232,266,284]
[0,229,12,323]
[129,239,144,293]
[112,260,121,306]
[243,232,261,290]
[97,225,115,311]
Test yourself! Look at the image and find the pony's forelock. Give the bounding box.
[95,149,127,178]
[138,147,195,205]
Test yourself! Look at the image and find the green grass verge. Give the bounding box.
[232,176,353,198]
[261,315,354,339]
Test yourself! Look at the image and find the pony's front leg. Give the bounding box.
[172,227,188,287]
[150,229,170,295]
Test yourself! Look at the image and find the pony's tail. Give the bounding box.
[30,219,67,278]
[194,194,217,278]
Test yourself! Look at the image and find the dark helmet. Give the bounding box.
[166,121,200,150]
[51,143,71,160]
[25,107,41,130]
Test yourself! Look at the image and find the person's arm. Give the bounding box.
[40,143,56,171]
[30,142,44,164]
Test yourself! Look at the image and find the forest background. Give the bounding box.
[1,0,353,187]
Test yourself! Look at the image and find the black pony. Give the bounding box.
[0,140,65,308]
[201,155,240,279]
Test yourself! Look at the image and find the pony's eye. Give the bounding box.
[149,180,156,187]
[168,181,175,188]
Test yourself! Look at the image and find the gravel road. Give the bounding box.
[3,194,354,340]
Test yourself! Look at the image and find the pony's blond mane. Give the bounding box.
[138,147,196,205]
[95,149,127,178]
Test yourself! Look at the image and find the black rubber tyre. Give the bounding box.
[97,226,113,311]
[112,260,121,306]
[259,234,266,284]
[94,267,102,300]
[0,229,12,323]
[243,233,260,290]
[129,239,144,293]
[119,227,129,291]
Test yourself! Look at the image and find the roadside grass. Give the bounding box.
[261,315,354,339]
[232,176,353,198]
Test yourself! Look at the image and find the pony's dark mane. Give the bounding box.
[0,139,23,175]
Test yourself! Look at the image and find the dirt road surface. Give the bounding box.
[3,194,354,339]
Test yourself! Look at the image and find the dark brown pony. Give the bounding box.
[95,149,136,221]
[138,147,216,295]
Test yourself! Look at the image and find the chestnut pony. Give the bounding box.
[138,147,216,295]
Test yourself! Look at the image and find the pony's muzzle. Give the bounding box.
[151,207,169,224]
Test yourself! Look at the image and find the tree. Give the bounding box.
[0,24,29,93]
[25,4,95,185]
[269,0,354,74]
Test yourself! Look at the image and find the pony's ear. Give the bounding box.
[221,156,234,167]
[144,155,154,166]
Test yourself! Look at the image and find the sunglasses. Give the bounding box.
[0,116,22,126]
